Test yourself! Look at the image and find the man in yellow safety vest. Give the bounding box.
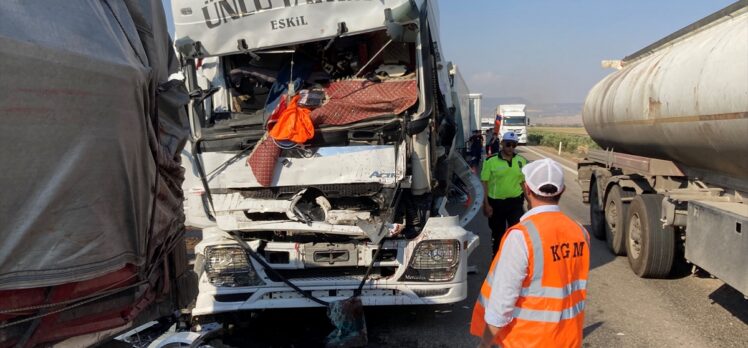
[481,132,527,255]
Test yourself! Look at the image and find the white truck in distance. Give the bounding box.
[172,0,483,320]
[496,104,528,144]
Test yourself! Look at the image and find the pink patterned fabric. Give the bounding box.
[249,79,418,186]
[311,80,418,125]
[247,135,282,187]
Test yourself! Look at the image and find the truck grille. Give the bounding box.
[412,288,450,297]
[238,183,382,199]
[313,250,350,264]
[266,267,396,282]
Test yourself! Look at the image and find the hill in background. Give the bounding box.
[479,97,583,126]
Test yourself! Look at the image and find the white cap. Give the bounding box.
[502,132,519,143]
[522,158,565,197]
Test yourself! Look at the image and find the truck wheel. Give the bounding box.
[604,185,634,256]
[589,179,606,240]
[625,194,675,278]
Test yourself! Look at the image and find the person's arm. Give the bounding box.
[482,181,492,217]
[480,231,529,346]
[479,325,501,348]
[480,162,492,216]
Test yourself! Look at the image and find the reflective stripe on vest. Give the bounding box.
[477,292,487,307]
[520,221,587,300]
[477,220,588,320]
[514,300,586,323]
[520,220,586,319]
[470,212,589,347]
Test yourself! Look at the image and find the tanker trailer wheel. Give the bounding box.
[604,185,634,256]
[589,179,606,240]
[625,194,675,278]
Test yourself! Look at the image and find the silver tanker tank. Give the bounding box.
[582,2,748,181]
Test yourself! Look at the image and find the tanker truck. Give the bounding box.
[578,1,748,295]
[171,0,483,324]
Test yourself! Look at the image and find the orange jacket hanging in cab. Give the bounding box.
[269,95,314,144]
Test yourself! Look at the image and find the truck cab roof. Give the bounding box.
[172,0,424,58]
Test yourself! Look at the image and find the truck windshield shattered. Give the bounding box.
[188,27,422,240]
[195,28,414,146]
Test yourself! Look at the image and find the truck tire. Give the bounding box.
[604,185,634,256]
[625,194,675,278]
[589,179,606,240]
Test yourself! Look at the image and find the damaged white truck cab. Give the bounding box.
[172,0,483,318]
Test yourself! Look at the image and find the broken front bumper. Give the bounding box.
[191,216,479,317]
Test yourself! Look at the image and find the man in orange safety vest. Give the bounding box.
[470,158,590,348]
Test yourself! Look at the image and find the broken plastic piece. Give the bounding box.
[326,297,367,348]
[299,88,326,107]
[386,223,404,237]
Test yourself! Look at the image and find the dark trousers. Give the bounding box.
[488,195,525,255]
[469,150,481,167]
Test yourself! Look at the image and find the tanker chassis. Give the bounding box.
[578,1,748,295]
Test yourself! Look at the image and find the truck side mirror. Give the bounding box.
[526,118,530,126]
[384,9,405,42]
[384,2,419,43]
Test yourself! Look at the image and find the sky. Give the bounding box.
[162,0,737,104]
[437,0,736,104]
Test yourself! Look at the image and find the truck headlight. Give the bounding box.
[400,240,460,282]
[205,246,263,287]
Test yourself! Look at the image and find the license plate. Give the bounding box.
[303,243,358,267]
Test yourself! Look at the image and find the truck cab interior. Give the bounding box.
[197,29,418,152]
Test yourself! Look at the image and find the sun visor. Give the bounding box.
[172,0,419,57]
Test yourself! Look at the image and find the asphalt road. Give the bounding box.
[220,146,748,347]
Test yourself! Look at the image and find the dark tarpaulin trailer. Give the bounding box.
[0,1,192,346]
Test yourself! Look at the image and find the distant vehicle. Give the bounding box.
[451,66,479,152]
[468,93,483,134]
[480,117,495,134]
[578,2,748,295]
[496,104,529,144]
